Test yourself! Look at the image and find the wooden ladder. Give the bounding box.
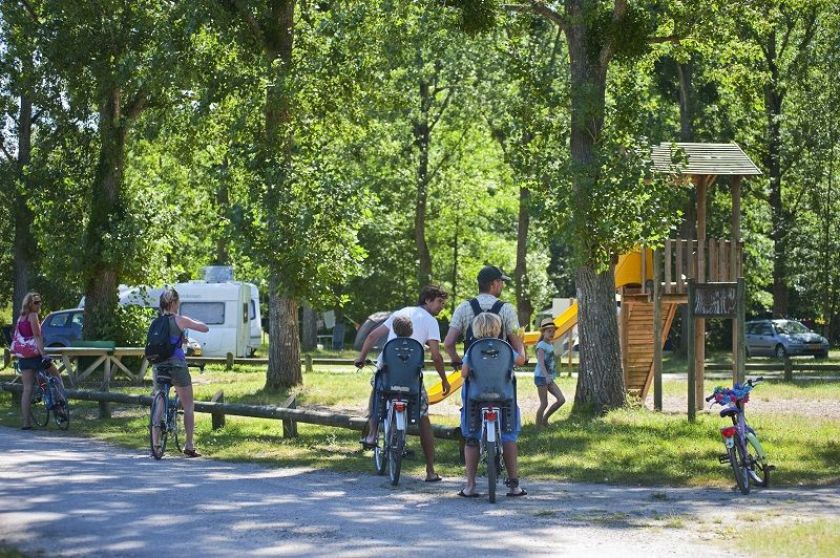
[622,300,678,400]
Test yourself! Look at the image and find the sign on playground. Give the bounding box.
[692,283,738,318]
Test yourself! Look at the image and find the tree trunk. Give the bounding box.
[301,302,318,352]
[566,0,625,413]
[675,59,696,357]
[12,94,35,316]
[574,265,625,412]
[676,57,695,143]
[761,31,789,318]
[266,276,301,389]
[262,0,302,389]
[214,157,230,265]
[414,73,433,289]
[83,88,126,340]
[514,185,533,327]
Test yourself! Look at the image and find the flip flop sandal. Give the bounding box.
[425,475,442,482]
[506,489,528,497]
[183,448,201,458]
[457,489,481,498]
[359,438,377,450]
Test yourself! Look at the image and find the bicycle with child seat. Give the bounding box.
[363,360,412,486]
[706,377,774,495]
[20,361,70,430]
[149,378,183,460]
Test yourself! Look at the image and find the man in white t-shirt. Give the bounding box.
[355,285,450,482]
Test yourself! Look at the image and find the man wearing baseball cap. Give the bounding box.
[443,265,527,497]
[443,265,525,372]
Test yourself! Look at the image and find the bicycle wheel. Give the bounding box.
[30,385,50,428]
[730,441,750,495]
[171,397,183,453]
[149,391,168,460]
[746,435,770,487]
[53,400,70,431]
[388,415,404,486]
[373,419,387,475]
[486,439,498,503]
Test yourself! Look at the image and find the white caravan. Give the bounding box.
[111,281,258,358]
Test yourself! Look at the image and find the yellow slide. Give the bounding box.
[427,248,651,404]
[426,370,465,405]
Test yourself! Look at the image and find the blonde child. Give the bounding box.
[534,317,566,427]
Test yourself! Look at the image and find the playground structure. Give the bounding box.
[429,143,761,417]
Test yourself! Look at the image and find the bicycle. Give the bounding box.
[149,378,183,460]
[706,377,774,495]
[464,338,517,503]
[20,362,70,431]
[364,338,424,486]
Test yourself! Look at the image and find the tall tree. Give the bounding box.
[210,1,370,389]
[451,0,685,413]
[33,0,198,338]
[733,0,824,317]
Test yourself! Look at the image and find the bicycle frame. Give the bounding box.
[480,405,502,446]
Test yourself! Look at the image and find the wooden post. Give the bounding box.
[731,176,742,382]
[695,176,708,411]
[687,279,696,422]
[281,394,298,438]
[225,352,234,371]
[211,390,225,430]
[653,248,663,412]
[784,355,793,382]
[304,354,313,373]
[735,278,746,384]
[620,288,630,390]
[99,357,111,419]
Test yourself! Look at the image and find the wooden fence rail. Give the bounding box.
[0,382,462,441]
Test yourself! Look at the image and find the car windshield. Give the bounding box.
[775,321,810,335]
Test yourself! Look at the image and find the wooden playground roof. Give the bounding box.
[650,142,762,176]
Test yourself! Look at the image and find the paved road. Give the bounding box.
[2,428,838,557]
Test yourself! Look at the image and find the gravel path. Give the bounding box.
[2,428,839,557]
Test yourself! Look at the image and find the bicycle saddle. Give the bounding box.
[719,406,740,418]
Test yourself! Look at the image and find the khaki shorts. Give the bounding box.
[153,362,191,389]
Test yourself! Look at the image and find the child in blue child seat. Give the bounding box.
[459,312,527,498]
[534,317,566,427]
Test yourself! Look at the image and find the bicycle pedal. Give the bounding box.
[765,464,776,471]
[718,454,730,464]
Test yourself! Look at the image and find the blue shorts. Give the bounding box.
[460,385,520,444]
[534,375,555,387]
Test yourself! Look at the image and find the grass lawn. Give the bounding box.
[1,362,839,488]
[740,519,840,558]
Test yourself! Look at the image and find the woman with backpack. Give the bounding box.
[12,292,67,429]
[151,288,209,457]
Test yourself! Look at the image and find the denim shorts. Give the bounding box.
[369,375,429,418]
[534,374,556,388]
[460,385,520,444]
[16,356,51,372]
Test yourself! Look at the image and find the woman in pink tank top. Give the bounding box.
[16,292,66,430]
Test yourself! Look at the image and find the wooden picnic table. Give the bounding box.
[44,346,148,388]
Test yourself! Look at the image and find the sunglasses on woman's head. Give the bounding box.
[33,300,42,305]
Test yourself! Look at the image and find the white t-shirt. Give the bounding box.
[376,305,441,365]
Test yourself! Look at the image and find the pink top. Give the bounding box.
[17,315,35,339]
